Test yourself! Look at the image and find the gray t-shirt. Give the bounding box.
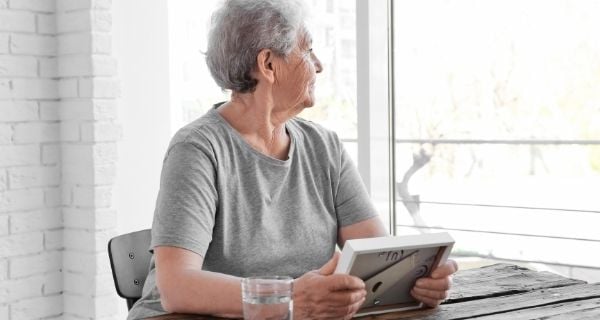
[128,107,377,319]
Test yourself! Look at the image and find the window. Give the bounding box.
[168,0,228,133]
[303,0,359,162]
[388,0,600,278]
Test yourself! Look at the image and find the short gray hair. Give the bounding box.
[206,0,308,93]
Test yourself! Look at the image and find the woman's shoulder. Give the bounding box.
[167,109,225,151]
[289,117,341,150]
[290,117,338,138]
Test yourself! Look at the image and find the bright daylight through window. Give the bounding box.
[392,0,600,279]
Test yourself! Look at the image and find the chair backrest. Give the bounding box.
[108,229,152,310]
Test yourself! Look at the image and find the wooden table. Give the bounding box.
[147,263,600,319]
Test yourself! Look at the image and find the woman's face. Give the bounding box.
[272,30,323,111]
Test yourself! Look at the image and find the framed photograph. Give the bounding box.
[335,232,455,317]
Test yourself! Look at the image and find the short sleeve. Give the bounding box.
[150,141,218,257]
[334,143,378,226]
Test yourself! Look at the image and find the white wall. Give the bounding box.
[113,0,171,238]
[0,1,62,318]
[1,0,123,318]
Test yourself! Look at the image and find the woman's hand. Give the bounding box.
[410,259,458,307]
[293,253,366,320]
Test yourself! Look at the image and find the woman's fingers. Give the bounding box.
[411,286,449,301]
[431,259,459,278]
[325,274,365,291]
[411,288,444,307]
[415,275,453,291]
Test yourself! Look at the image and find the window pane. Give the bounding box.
[392,0,600,280]
[302,0,358,163]
[168,0,230,133]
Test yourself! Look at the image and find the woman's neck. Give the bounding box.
[218,93,292,160]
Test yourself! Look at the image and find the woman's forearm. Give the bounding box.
[157,268,243,317]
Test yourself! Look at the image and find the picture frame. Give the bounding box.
[335,232,455,317]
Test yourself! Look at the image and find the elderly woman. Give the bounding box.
[128,0,457,319]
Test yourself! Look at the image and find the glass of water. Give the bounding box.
[241,276,293,320]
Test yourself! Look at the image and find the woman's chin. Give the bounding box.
[302,100,316,109]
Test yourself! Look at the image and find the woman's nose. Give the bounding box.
[313,53,323,73]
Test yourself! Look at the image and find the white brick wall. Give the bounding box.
[0,124,11,144]
[0,55,37,77]
[13,122,61,143]
[0,145,41,166]
[11,295,63,319]
[0,33,10,53]
[0,0,120,318]
[0,258,8,280]
[9,250,62,278]
[8,0,55,13]
[58,78,78,98]
[0,101,38,121]
[57,0,112,12]
[10,79,59,99]
[37,13,56,35]
[8,166,60,188]
[10,208,62,233]
[0,10,36,32]
[42,144,60,165]
[10,33,57,55]
[40,101,60,121]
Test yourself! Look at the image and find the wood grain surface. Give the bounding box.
[144,263,599,320]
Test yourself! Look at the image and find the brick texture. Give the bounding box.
[0,124,12,144]
[8,0,56,13]
[0,101,39,122]
[40,101,60,121]
[9,250,62,278]
[0,33,9,53]
[0,214,8,236]
[0,1,120,318]
[11,295,63,319]
[0,10,36,32]
[0,55,37,77]
[37,13,56,34]
[40,57,58,78]
[0,145,40,167]
[0,258,8,280]
[10,79,59,99]
[0,189,45,213]
[9,33,56,55]
[57,0,112,12]
[10,208,62,233]
[8,166,60,189]
[13,122,61,143]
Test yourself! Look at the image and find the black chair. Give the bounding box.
[108,229,152,310]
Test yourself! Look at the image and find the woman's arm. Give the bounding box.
[155,245,368,319]
[337,216,388,247]
[154,246,243,318]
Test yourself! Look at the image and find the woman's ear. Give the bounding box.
[255,49,275,84]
